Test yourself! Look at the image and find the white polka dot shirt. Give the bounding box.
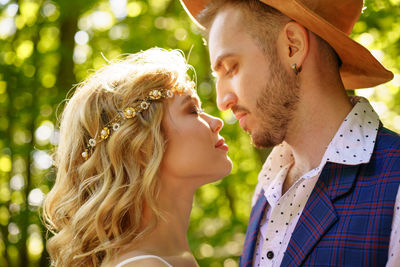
[252,96,400,266]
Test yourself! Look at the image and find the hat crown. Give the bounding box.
[180,0,393,89]
[296,0,363,35]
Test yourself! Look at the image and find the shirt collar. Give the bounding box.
[325,96,380,165]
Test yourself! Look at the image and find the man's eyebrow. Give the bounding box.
[212,53,235,72]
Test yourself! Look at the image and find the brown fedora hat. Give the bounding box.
[180,0,393,89]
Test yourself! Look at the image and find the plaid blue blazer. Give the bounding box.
[240,126,400,266]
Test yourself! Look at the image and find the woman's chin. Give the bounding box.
[224,158,233,176]
[211,159,233,183]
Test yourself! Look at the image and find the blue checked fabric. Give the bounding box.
[241,127,400,266]
[240,189,268,267]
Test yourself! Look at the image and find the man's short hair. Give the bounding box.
[198,0,288,55]
[198,0,341,66]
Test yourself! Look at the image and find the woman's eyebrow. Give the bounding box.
[180,95,201,107]
[180,95,193,106]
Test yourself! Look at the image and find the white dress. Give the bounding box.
[115,255,173,267]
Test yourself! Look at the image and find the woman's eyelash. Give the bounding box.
[191,106,204,114]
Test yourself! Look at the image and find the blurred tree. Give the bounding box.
[0,0,398,266]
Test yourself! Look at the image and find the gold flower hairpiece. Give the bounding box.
[82,88,174,160]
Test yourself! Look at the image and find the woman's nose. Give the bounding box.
[208,115,223,133]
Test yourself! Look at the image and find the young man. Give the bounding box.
[181,0,400,266]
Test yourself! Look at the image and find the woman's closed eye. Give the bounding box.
[190,105,204,115]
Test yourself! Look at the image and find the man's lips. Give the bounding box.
[234,112,247,121]
[215,138,229,151]
[235,113,248,130]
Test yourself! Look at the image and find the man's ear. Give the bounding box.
[277,21,309,70]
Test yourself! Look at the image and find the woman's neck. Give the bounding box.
[135,181,197,255]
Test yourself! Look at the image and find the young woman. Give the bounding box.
[42,48,232,267]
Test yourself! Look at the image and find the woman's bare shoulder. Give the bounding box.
[103,251,171,267]
[117,257,169,267]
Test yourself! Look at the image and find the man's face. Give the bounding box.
[208,7,299,148]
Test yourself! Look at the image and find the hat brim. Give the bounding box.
[180,0,393,89]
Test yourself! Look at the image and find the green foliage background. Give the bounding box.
[0,0,398,266]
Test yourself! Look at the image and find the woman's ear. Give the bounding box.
[277,21,309,71]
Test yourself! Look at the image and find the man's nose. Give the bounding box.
[216,80,237,111]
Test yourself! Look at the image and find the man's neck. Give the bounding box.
[283,82,352,193]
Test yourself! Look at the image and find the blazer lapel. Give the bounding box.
[281,163,360,266]
[240,189,268,267]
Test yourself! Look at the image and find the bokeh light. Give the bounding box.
[6,3,18,17]
[74,30,89,45]
[10,174,25,191]
[35,121,54,146]
[110,0,127,19]
[0,18,16,39]
[33,150,53,170]
[28,188,45,207]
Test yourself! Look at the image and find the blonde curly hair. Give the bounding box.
[42,48,194,266]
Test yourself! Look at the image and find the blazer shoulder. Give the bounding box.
[372,127,400,177]
[376,126,400,152]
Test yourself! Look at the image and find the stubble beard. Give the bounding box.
[251,55,300,148]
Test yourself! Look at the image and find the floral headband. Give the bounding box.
[81,88,174,160]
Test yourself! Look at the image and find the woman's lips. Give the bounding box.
[215,138,229,151]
